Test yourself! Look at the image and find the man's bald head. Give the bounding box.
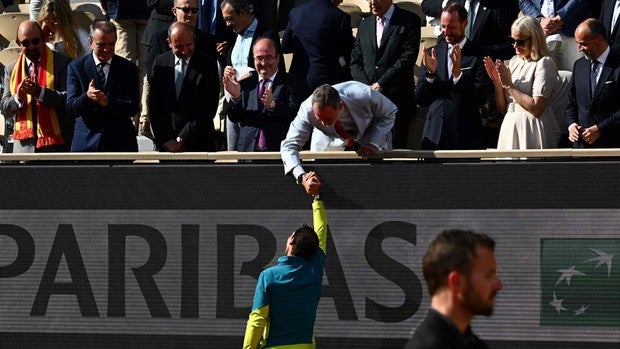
[16,20,45,61]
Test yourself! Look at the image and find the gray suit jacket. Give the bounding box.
[281,80,396,177]
[0,49,72,147]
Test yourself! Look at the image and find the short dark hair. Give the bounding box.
[90,20,117,39]
[443,2,468,22]
[220,0,250,13]
[290,225,319,260]
[583,18,607,41]
[422,229,495,296]
[311,84,341,110]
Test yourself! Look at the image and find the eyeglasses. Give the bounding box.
[508,37,530,47]
[254,55,276,62]
[20,38,42,47]
[175,6,199,14]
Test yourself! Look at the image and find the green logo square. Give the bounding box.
[540,238,620,327]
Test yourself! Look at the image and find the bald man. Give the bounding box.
[149,21,220,152]
[0,20,72,152]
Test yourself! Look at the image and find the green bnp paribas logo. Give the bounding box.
[540,238,619,327]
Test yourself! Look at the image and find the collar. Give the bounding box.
[448,37,468,50]
[239,18,258,38]
[92,52,111,66]
[175,54,190,66]
[594,46,611,66]
[259,69,278,84]
[377,4,395,22]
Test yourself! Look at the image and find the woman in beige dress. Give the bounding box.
[484,16,560,149]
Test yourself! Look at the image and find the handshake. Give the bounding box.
[298,171,321,195]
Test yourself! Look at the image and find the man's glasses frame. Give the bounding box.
[20,38,42,47]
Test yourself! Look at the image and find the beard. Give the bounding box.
[462,283,496,316]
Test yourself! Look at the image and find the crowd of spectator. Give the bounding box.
[0,0,619,155]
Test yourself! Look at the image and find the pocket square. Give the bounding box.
[605,81,613,84]
[460,66,473,71]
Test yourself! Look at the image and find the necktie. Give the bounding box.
[334,120,359,150]
[96,62,106,89]
[29,61,38,80]
[377,16,385,47]
[257,79,268,150]
[175,59,186,97]
[591,60,600,97]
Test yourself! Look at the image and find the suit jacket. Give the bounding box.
[403,309,489,349]
[149,51,220,151]
[565,47,620,148]
[350,5,421,113]
[0,50,72,148]
[415,39,489,150]
[422,0,519,60]
[227,70,304,151]
[519,0,588,38]
[281,0,354,93]
[600,0,620,50]
[67,53,140,152]
[198,0,236,43]
[147,27,217,76]
[281,81,396,176]
[141,0,175,46]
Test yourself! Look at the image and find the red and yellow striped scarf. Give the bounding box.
[9,45,63,148]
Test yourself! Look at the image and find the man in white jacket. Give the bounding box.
[281,81,396,194]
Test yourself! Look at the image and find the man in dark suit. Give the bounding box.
[281,0,354,95]
[67,20,140,152]
[404,229,503,349]
[600,0,620,50]
[422,0,519,148]
[223,37,304,151]
[0,20,72,153]
[220,0,282,150]
[415,3,489,150]
[566,18,620,148]
[149,22,220,152]
[351,0,420,149]
[422,0,518,60]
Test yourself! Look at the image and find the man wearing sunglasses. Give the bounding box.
[0,20,72,153]
[243,191,327,349]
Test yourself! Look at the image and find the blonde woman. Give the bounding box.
[37,0,89,59]
[484,16,560,149]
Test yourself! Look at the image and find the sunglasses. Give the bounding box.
[175,6,199,14]
[508,37,530,47]
[20,38,42,47]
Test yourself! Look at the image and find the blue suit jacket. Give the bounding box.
[416,39,489,150]
[519,0,588,37]
[565,48,620,148]
[67,53,140,152]
[227,70,304,151]
[148,51,220,151]
[281,0,353,93]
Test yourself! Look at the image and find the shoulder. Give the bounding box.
[393,5,421,23]
[113,55,138,71]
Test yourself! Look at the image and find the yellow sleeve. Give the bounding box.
[312,200,327,253]
[242,305,270,349]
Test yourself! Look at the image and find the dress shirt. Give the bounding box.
[593,46,611,86]
[231,18,258,68]
[376,4,395,47]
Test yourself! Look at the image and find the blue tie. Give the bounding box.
[176,60,186,97]
[96,62,106,89]
[591,60,600,97]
